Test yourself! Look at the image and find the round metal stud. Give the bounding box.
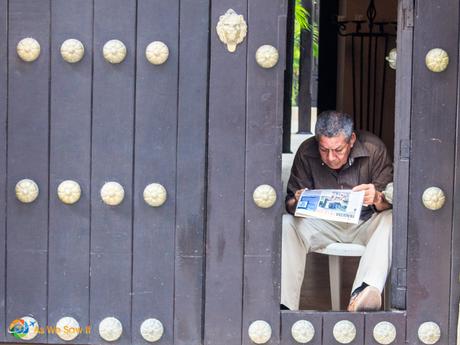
[8,316,40,340]
[291,320,315,343]
[17,38,41,62]
[56,317,80,341]
[418,322,441,345]
[15,179,39,203]
[385,48,397,70]
[143,183,167,207]
[333,320,356,344]
[103,39,127,64]
[145,41,169,65]
[140,318,164,342]
[373,321,396,345]
[99,317,123,342]
[216,9,248,53]
[248,320,272,344]
[256,45,279,69]
[60,39,85,63]
[100,182,125,206]
[57,180,81,205]
[253,184,277,209]
[425,48,449,73]
[422,187,445,211]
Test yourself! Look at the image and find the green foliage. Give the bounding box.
[295,1,310,31]
[292,0,319,105]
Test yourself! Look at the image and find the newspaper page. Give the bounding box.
[294,189,365,224]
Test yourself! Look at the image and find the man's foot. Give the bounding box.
[280,304,290,310]
[347,286,381,312]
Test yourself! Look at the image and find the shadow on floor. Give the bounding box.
[300,253,360,311]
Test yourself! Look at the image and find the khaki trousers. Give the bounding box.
[281,210,392,310]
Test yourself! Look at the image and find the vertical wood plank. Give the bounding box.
[205,0,248,344]
[242,1,286,344]
[281,312,322,345]
[407,0,458,343]
[0,0,6,341]
[90,1,135,344]
[450,10,460,345]
[132,1,178,344]
[391,0,413,309]
[6,1,50,342]
[174,0,209,344]
[48,1,93,343]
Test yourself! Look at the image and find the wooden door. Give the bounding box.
[205,1,286,345]
[0,1,209,344]
[281,0,460,344]
[5,0,460,344]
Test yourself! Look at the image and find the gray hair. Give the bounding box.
[315,110,354,141]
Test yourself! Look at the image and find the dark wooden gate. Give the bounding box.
[1,0,460,344]
[0,1,209,344]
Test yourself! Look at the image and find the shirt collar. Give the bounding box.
[349,135,370,159]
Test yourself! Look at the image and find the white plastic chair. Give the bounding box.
[314,243,366,311]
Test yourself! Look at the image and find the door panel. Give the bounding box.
[407,0,458,343]
[132,1,179,345]
[1,1,210,344]
[48,1,92,344]
[90,1,136,344]
[174,0,209,343]
[6,1,50,342]
[450,5,460,344]
[323,313,364,345]
[391,0,413,309]
[205,1,248,344]
[0,1,6,341]
[364,312,406,345]
[242,1,286,344]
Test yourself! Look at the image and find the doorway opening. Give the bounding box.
[282,0,399,311]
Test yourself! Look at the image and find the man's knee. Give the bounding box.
[374,209,392,230]
[370,209,393,241]
[282,214,302,246]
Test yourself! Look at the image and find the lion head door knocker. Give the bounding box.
[216,9,247,53]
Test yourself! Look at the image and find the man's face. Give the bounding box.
[318,132,356,170]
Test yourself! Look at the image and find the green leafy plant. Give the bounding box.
[292,0,319,105]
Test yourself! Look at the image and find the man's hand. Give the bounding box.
[352,184,377,205]
[286,188,307,214]
[294,188,306,202]
[352,183,390,211]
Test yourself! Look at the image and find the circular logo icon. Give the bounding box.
[9,317,39,340]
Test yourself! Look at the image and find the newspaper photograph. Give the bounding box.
[294,189,365,224]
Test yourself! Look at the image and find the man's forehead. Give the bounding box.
[317,134,348,148]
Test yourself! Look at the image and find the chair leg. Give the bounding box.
[329,255,342,311]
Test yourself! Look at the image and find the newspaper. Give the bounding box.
[294,189,365,224]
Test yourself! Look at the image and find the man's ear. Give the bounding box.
[350,132,357,147]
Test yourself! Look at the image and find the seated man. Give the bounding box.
[282,110,392,311]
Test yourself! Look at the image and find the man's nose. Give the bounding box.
[327,150,335,161]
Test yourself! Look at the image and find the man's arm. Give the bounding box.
[352,138,393,211]
[286,189,306,215]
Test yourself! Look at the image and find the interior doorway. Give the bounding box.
[282,0,398,311]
